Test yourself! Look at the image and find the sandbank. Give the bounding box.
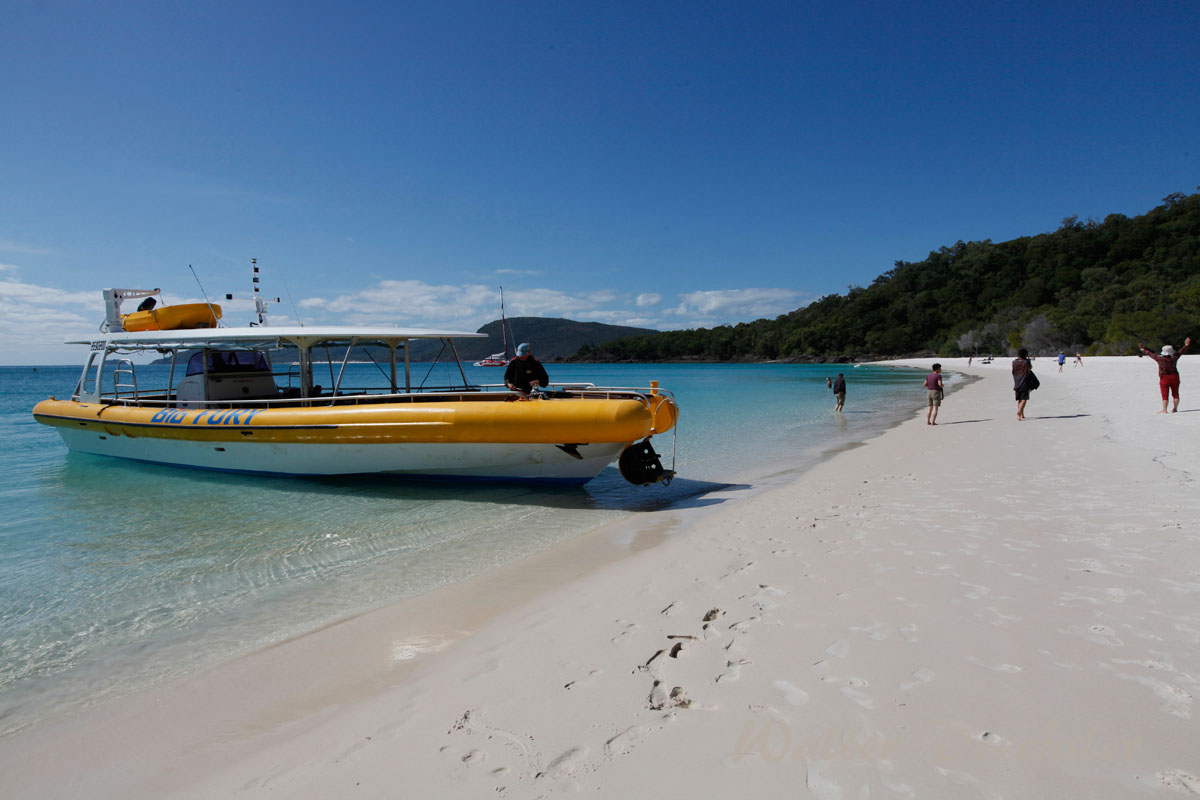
[3,356,1198,798]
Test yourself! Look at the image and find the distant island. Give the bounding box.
[572,190,1200,362]
[151,317,655,365]
[406,317,656,362]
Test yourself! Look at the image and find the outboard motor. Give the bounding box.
[618,438,675,486]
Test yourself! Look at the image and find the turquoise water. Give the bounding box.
[0,361,933,735]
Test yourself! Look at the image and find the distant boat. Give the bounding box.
[474,286,515,367]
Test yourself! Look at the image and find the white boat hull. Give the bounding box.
[54,428,626,484]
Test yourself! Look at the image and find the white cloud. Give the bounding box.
[296,280,803,333]
[0,278,104,309]
[669,288,803,322]
[0,239,56,256]
[495,268,542,276]
[0,270,805,364]
[635,292,662,307]
[0,272,106,363]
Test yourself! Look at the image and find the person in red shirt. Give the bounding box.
[1138,337,1192,413]
[924,363,944,425]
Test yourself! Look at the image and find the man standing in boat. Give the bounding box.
[505,342,550,398]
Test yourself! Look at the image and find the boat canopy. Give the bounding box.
[66,325,487,350]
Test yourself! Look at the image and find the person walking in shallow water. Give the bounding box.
[1012,348,1035,420]
[1138,337,1191,413]
[831,373,846,412]
[924,363,944,425]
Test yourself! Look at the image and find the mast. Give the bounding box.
[225,258,280,326]
[499,286,509,359]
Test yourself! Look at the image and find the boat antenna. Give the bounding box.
[276,262,303,326]
[224,258,280,326]
[189,264,224,327]
[499,285,509,359]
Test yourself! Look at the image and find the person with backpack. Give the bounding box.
[1012,348,1038,420]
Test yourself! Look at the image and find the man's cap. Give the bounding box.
[516,342,531,356]
[1162,345,1175,356]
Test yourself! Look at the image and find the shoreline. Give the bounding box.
[0,366,931,754]
[5,356,1198,797]
[0,362,928,742]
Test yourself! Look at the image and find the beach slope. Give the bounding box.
[6,356,1199,798]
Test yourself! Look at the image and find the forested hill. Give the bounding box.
[406,317,657,362]
[572,190,1200,362]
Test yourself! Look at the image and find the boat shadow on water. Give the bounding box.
[305,471,745,513]
[49,453,742,515]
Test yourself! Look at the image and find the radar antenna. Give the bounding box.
[225,258,280,326]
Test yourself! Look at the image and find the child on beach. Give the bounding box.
[924,364,944,425]
[1138,337,1192,413]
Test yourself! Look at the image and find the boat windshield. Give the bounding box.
[185,349,271,376]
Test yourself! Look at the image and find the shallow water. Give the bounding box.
[0,361,932,735]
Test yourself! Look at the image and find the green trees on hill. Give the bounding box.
[573,190,1200,361]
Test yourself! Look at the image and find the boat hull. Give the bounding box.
[48,430,625,482]
[32,396,669,483]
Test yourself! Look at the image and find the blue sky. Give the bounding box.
[2,0,1198,363]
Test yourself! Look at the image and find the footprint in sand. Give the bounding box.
[824,639,850,659]
[849,622,889,641]
[839,680,874,709]
[1062,623,1124,647]
[900,667,935,690]
[729,616,761,633]
[740,584,790,605]
[964,656,1022,673]
[536,746,589,780]
[772,680,810,706]
[1158,769,1200,793]
[1120,673,1193,719]
[563,669,602,690]
[610,622,638,646]
[936,766,1003,799]
[605,714,675,757]
[718,659,752,683]
[718,562,756,581]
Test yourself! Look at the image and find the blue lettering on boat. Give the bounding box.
[141,408,266,427]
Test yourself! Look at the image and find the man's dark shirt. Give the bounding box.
[504,356,549,393]
[832,376,846,394]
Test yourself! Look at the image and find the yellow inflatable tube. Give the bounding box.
[33,395,676,446]
[122,303,222,331]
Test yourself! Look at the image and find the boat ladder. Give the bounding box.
[112,358,140,402]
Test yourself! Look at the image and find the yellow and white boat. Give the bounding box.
[32,289,678,485]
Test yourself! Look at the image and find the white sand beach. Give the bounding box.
[5,356,1199,798]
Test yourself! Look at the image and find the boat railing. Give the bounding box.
[89,382,675,410]
[111,359,140,402]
